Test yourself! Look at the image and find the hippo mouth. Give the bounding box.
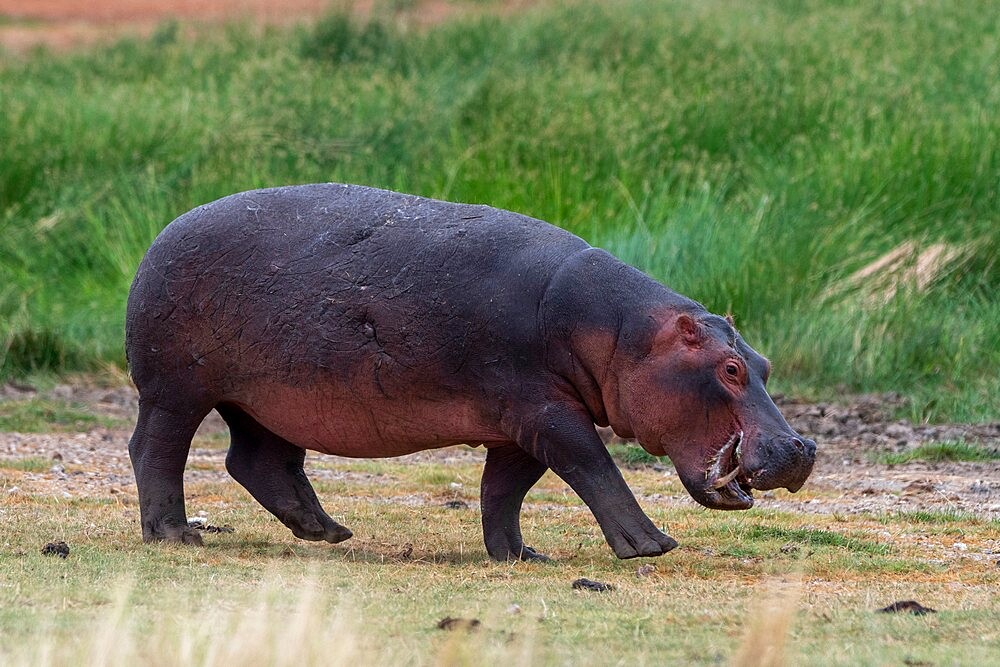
[702,430,754,509]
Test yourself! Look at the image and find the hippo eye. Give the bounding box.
[725,362,740,377]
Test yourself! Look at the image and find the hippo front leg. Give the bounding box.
[511,404,678,559]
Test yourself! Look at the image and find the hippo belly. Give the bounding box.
[225,382,510,457]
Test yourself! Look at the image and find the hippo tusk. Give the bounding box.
[711,466,741,489]
[705,430,744,483]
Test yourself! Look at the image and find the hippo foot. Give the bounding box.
[510,545,551,562]
[292,524,354,544]
[519,546,551,562]
[607,529,678,560]
[144,522,205,547]
[286,512,354,544]
[487,543,551,562]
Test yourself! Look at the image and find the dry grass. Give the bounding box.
[822,240,975,307]
[2,453,998,666]
[731,575,802,667]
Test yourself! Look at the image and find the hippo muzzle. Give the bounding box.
[677,428,816,510]
[742,433,817,492]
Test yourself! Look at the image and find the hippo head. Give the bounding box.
[616,311,815,509]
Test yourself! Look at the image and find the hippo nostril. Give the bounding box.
[791,437,805,453]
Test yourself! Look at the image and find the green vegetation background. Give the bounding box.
[1,0,997,421]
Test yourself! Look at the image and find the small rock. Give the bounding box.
[443,500,468,509]
[50,464,65,474]
[903,481,936,495]
[953,542,968,552]
[635,564,657,577]
[7,380,36,393]
[970,481,991,494]
[51,385,73,399]
[7,486,19,495]
[885,424,912,440]
[188,519,234,533]
[572,578,614,592]
[51,452,63,462]
[938,427,967,442]
[877,600,936,615]
[780,542,800,554]
[448,482,462,490]
[437,617,480,631]
[506,604,522,615]
[41,541,70,559]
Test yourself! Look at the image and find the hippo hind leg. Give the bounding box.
[481,444,550,562]
[217,404,353,544]
[129,400,211,545]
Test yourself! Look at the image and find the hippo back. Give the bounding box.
[125,184,589,450]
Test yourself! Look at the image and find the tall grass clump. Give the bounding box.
[876,441,1000,465]
[0,0,997,421]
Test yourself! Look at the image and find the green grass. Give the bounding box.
[0,456,51,472]
[730,524,891,556]
[1,0,998,422]
[878,509,1000,527]
[607,443,661,467]
[0,397,123,432]
[876,441,1000,465]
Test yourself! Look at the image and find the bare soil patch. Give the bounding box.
[772,395,999,520]
[0,0,536,54]
[0,0,329,53]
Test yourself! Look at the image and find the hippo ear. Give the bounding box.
[676,314,704,347]
[724,313,735,327]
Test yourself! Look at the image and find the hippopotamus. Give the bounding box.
[126,183,815,560]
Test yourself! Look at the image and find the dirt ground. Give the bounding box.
[0,0,531,54]
[2,380,998,526]
[0,0,319,53]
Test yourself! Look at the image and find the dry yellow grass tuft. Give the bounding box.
[823,241,974,307]
[730,575,803,667]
